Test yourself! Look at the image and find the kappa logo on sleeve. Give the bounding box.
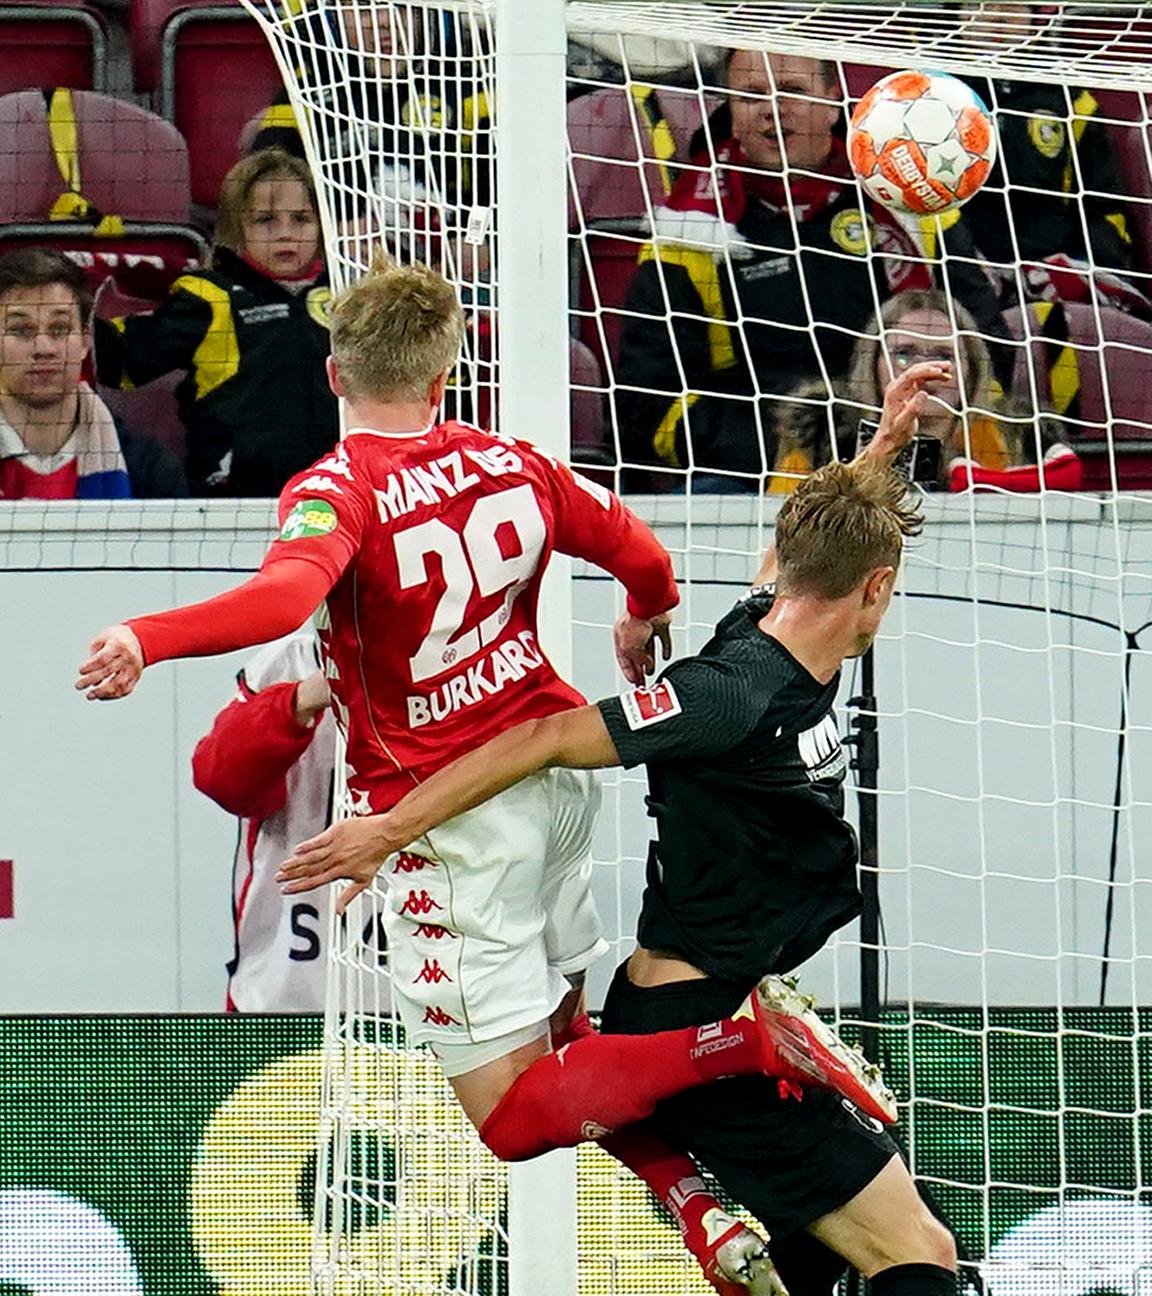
[279,498,339,541]
[620,680,682,730]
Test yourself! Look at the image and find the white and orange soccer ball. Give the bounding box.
[847,70,997,216]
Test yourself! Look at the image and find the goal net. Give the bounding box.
[234,1,1152,1293]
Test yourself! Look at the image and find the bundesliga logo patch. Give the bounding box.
[620,680,682,730]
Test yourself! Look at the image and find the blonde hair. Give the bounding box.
[776,289,1012,474]
[775,459,922,599]
[329,261,464,401]
[842,289,994,424]
[214,148,319,254]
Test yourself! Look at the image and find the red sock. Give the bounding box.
[480,1015,762,1162]
[600,1124,730,1270]
[551,1011,596,1046]
[551,1014,730,1270]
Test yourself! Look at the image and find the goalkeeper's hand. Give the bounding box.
[76,624,144,701]
[614,611,673,685]
[865,360,953,470]
[278,815,398,915]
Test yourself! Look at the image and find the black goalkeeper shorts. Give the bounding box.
[600,961,899,1240]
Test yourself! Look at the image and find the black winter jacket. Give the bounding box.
[96,248,337,497]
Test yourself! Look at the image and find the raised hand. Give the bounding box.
[864,360,954,470]
[76,625,144,701]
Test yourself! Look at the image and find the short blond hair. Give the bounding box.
[775,460,923,599]
[329,262,464,401]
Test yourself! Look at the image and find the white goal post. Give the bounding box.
[232,2,1152,1294]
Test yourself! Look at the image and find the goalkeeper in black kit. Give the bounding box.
[277,359,958,1296]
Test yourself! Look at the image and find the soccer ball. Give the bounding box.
[847,70,997,216]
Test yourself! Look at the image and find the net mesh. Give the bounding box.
[6,0,1143,1290]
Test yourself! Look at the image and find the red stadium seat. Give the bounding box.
[571,221,646,380]
[0,88,193,224]
[568,84,709,228]
[132,0,283,209]
[1002,301,1152,490]
[569,336,607,462]
[0,87,207,302]
[0,3,107,95]
[844,63,896,102]
[1091,90,1152,273]
[99,373,187,460]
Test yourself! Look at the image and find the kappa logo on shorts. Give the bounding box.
[423,1006,462,1027]
[620,680,682,730]
[414,958,452,984]
[412,923,455,940]
[399,889,444,917]
[392,851,438,874]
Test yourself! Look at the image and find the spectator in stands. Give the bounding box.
[192,631,342,1012]
[250,4,489,245]
[96,149,337,497]
[773,289,1081,492]
[613,49,998,492]
[0,249,185,499]
[955,3,1136,281]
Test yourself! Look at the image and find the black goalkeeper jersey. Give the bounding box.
[598,591,861,985]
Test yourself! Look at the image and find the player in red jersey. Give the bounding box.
[78,263,892,1294]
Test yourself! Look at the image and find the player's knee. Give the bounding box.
[912,1213,957,1271]
[477,1101,538,1162]
[859,1205,956,1277]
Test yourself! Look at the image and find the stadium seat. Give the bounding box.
[98,371,187,463]
[843,62,896,101]
[132,0,283,209]
[0,88,192,224]
[569,336,608,463]
[571,220,647,381]
[0,3,108,95]
[568,84,708,228]
[0,87,207,303]
[1091,89,1152,273]
[1002,301,1152,490]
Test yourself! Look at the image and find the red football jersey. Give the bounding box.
[264,421,677,810]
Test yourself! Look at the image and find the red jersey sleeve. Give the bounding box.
[129,561,333,666]
[534,454,679,620]
[263,460,374,585]
[128,460,374,667]
[192,676,318,820]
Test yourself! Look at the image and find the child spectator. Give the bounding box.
[773,289,1081,492]
[96,149,337,497]
[0,248,184,499]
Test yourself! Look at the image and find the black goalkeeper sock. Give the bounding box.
[869,1263,956,1296]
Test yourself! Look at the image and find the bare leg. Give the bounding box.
[806,1155,956,1278]
[447,976,587,1129]
[448,1035,551,1129]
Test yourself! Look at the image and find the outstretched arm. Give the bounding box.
[277,703,620,912]
[751,359,950,587]
[76,558,334,700]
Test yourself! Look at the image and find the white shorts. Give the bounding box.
[382,767,608,1058]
